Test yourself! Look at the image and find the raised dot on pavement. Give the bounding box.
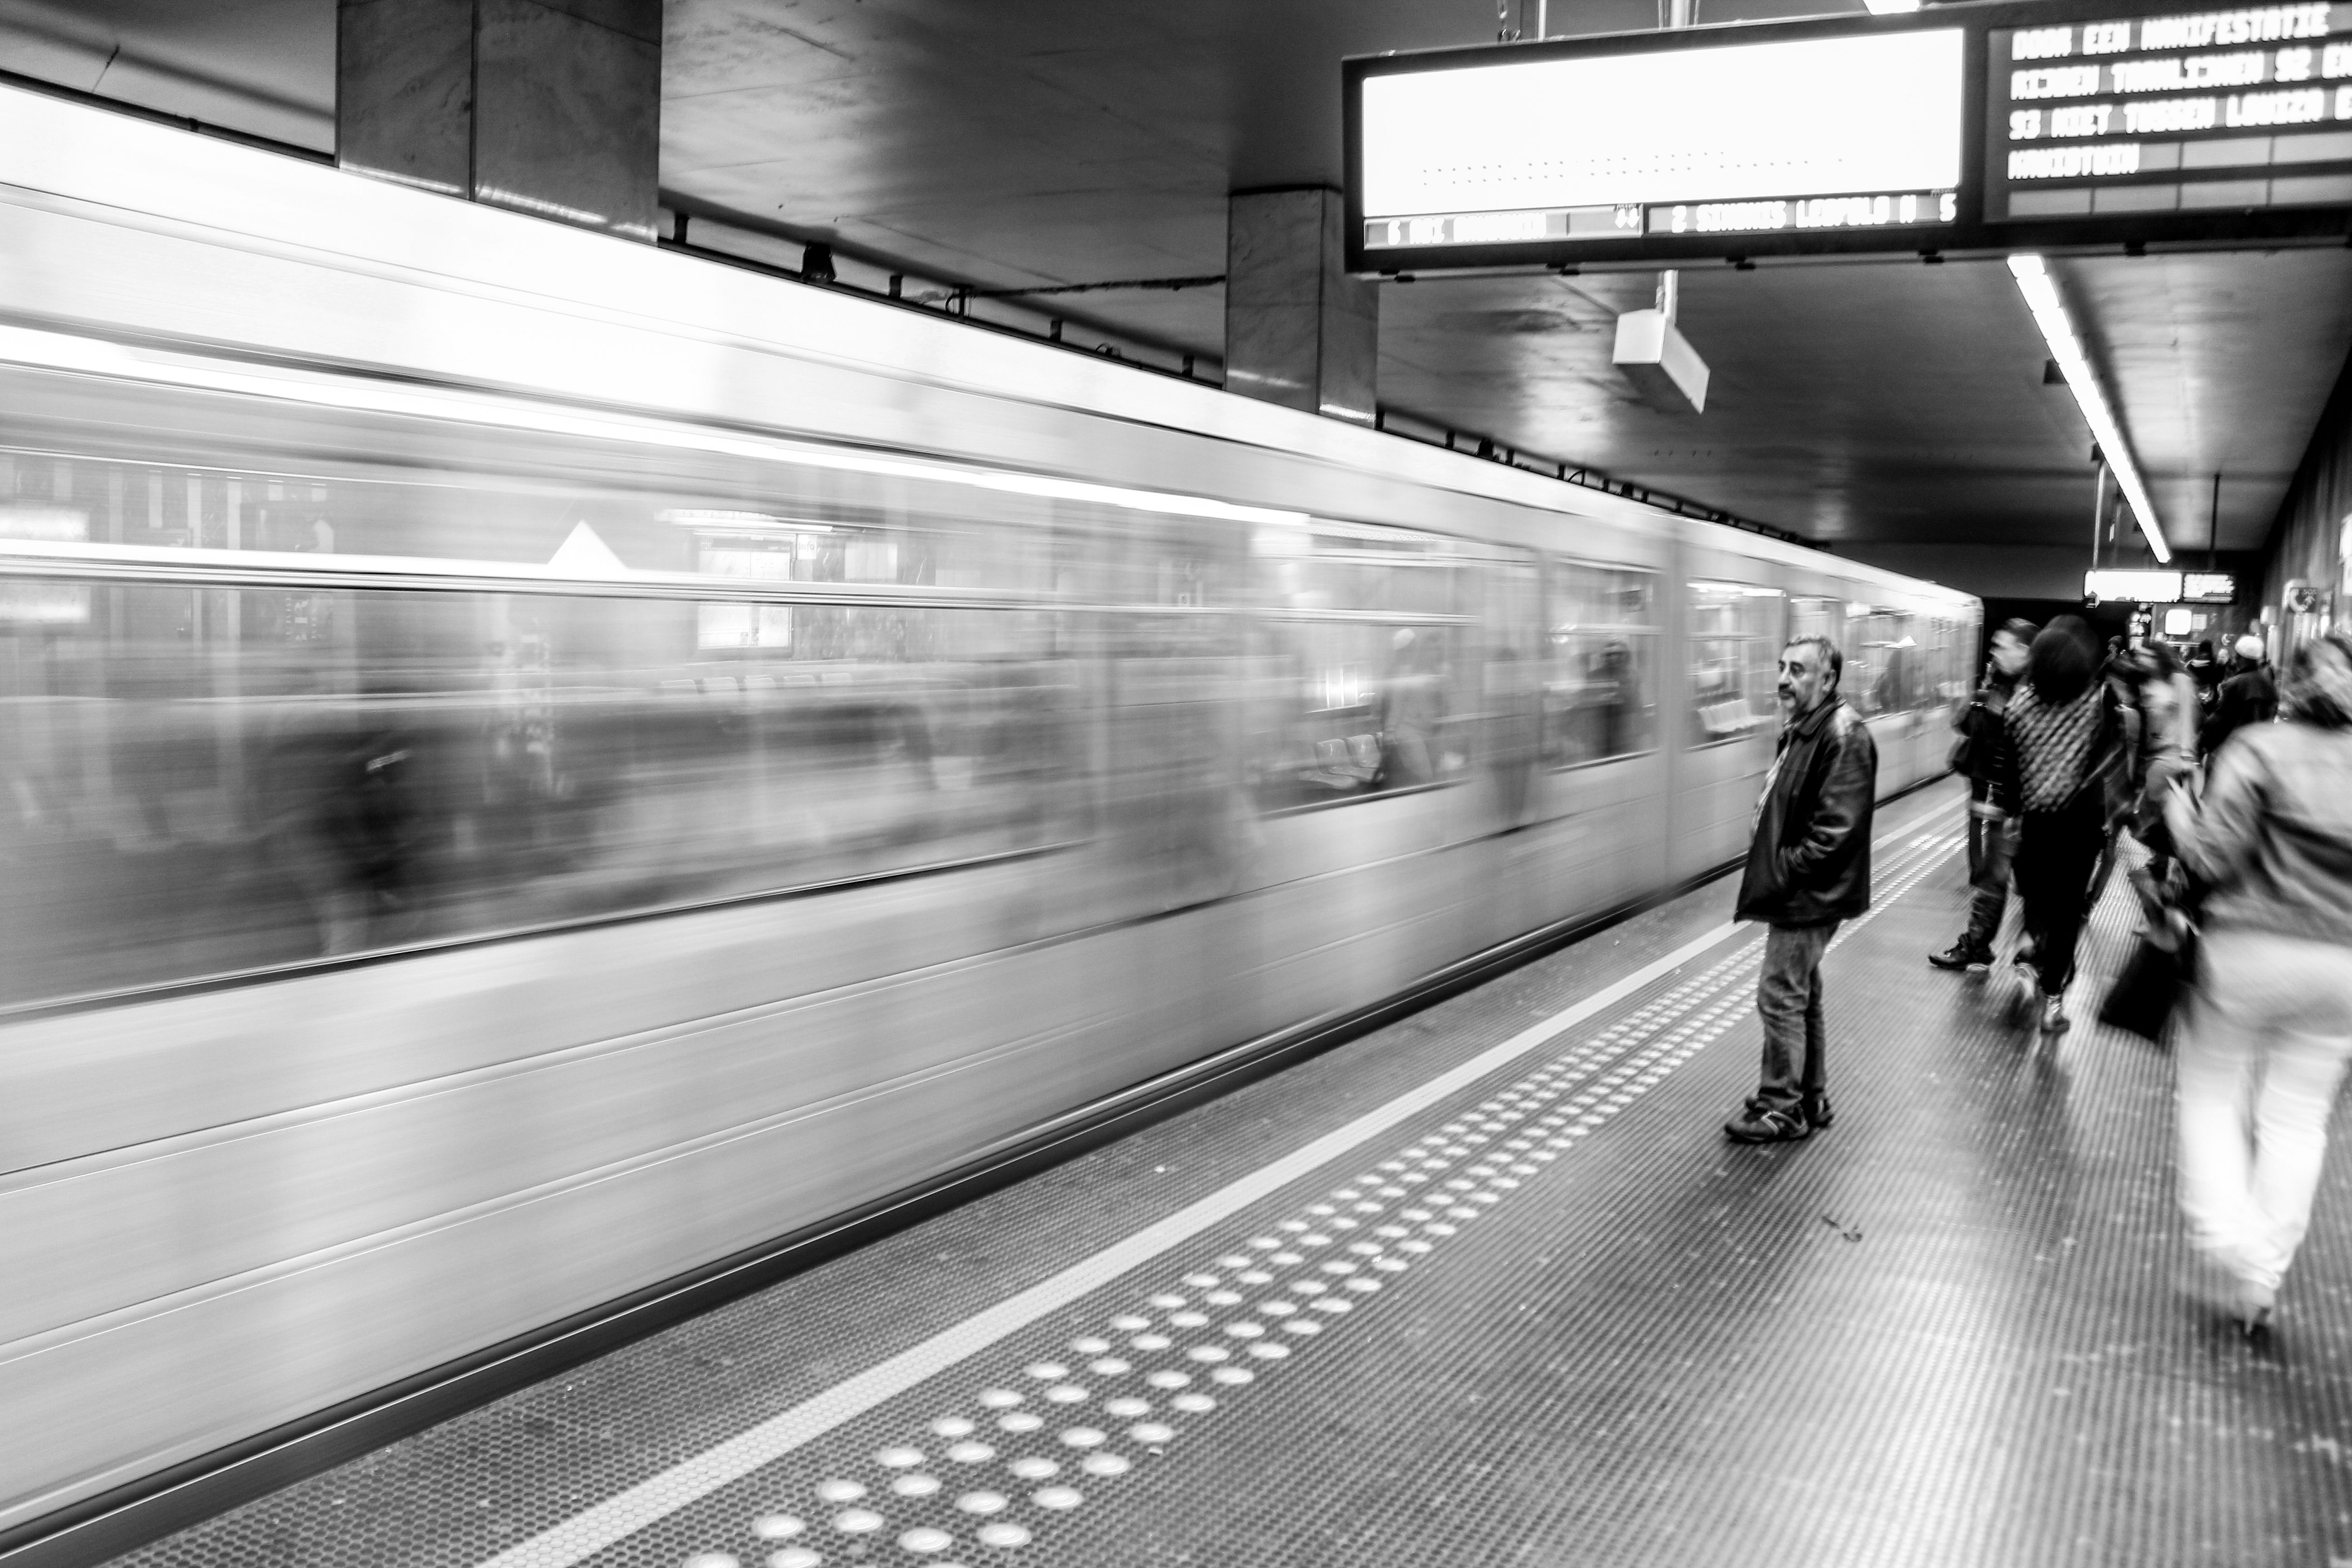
[979,1390,1023,1409]
[1088,1358,1131,1376]
[975,1524,1031,1548]
[1060,1427,1107,1447]
[945,1442,995,1463]
[891,1475,941,1498]
[833,1509,884,1534]
[899,1527,953,1554]
[1024,1362,1069,1380]
[1167,1311,1208,1328]
[954,1492,1007,1515]
[1104,1396,1152,1417]
[997,1413,1043,1432]
[1067,1337,1112,1356]
[1170,1392,1216,1412]
[767,1550,821,1568]
[876,1448,923,1468]
[1144,1370,1190,1388]
[816,1481,866,1503]
[1246,1343,1290,1360]
[1032,1487,1083,1510]
[1008,1457,1059,1479]
[1210,1367,1255,1385]
[1186,1346,1229,1362]
[930,1418,975,1439]
[1108,1314,1150,1332]
[752,1516,805,1539]
[1181,1273,1219,1287]
[1147,1294,1186,1308]
[1081,1453,1131,1476]
[1129,1422,1176,1443]
[1044,1385,1088,1404]
[683,1554,740,1568]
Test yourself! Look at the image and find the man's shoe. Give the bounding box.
[1801,1097,1834,1130]
[1929,941,1992,973]
[1724,1106,1810,1143]
[2040,994,2071,1034]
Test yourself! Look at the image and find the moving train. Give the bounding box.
[0,82,1978,1553]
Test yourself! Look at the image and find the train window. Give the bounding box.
[0,419,1101,1005]
[1843,608,1922,717]
[1245,518,1479,809]
[1686,582,1784,745]
[1542,559,1656,766]
[1789,596,1842,648]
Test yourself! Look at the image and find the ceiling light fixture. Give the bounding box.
[1862,0,1923,11]
[2007,253,2170,563]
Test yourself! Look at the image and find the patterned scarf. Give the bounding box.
[2009,682,2103,812]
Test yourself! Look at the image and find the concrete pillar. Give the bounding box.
[336,0,661,241]
[1224,188,1378,424]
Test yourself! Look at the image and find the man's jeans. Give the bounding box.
[1962,811,2019,950]
[1753,921,1839,1115]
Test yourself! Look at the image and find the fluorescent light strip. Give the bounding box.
[2007,255,2170,564]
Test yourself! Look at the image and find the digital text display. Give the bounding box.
[1359,29,1965,250]
[1987,4,2352,220]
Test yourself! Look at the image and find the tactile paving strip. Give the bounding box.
[505,831,1973,1568]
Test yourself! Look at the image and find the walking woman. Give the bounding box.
[1989,616,2129,1034]
[2166,629,2352,1334]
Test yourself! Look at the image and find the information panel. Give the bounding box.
[1987,4,2352,221]
[1345,0,2352,271]
[1358,29,1966,254]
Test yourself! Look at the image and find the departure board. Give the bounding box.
[1344,0,2352,272]
[1357,29,1965,255]
[1987,4,2352,221]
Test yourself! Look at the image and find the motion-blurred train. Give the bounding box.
[0,82,1977,1550]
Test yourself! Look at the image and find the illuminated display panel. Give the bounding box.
[1987,4,2352,221]
[1358,29,1965,251]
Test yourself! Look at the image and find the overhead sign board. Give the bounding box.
[1987,6,2352,222]
[1359,30,1964,253]
[1344,0,2352,272]
[2182,570,2238,600]
[2087,567,2181,599]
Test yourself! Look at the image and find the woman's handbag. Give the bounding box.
[2099,911,2196,1044]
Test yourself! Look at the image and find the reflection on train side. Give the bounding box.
[0,417,1972,1007]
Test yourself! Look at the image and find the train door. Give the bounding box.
[1528,549,1667,912]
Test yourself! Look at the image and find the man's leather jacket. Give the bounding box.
[1735,696,1878,927]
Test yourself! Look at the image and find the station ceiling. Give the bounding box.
[7,0,2350,593]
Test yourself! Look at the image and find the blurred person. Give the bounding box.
[1723,635,1877,1144]
[2200,633,2278,760]
[2086,642,2151,908]
[2188,638,2220,707]
[1988,616,2129,1034]
[2165,630,2352,1335]
[2126,640,2199,898]
[1584,638,1637,759]
[1931,618,2035,971]
[1380,628,1446,785]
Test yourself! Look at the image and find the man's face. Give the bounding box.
[1991,630,2030,677]
[1777,643,1833,716]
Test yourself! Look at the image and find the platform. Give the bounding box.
[106,779,2352,1568]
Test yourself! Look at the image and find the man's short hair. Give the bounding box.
[1996,617,2039,647]
[1783,633,1841,689]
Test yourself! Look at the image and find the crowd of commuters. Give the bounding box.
[1718,614,2352,1338]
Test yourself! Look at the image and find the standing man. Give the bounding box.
[1931,618,2036,971]
[2200,632,2278,761]
[1725,635,1879,1144]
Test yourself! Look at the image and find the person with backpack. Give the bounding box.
[1986,616,2131,1034]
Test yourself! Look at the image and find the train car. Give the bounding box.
[0,82,1978,1550]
